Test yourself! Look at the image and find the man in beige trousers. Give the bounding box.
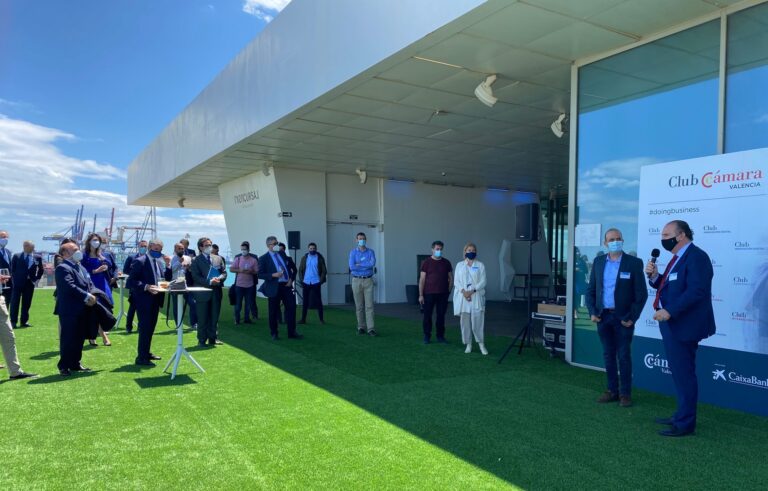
[0,271,37,380]
[348,232,377,336]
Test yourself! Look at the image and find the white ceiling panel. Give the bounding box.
[464,2,575,47]
[527,21,636,60]
[524,0,628,20]
[589,0,719,37]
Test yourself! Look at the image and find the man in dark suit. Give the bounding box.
[122,240,148,332]
[190,237,227,347]
[179,238,198,329]
[297,242,327,325]
[0,230,13,305]
[127,239,171,366]
[259,236,302,340]
[277,242,297,324]
[54,242,97,376]
[9,241,44,328]
[646,220,716,437]
[586,228,647,407]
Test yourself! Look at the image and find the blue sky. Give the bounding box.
[0,0,290,256]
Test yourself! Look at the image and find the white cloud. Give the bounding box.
[242,0,291,22]
[755,113,768,124]
[0,114,230,255]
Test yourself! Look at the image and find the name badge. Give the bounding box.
[471,266,478,271]
[668,272,678,281]
[619,272,631,280]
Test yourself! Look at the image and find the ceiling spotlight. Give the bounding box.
[356,168,368,184]
[474,75,498,107]
[262,162,272,176]
[551,113,568,138]
[177,197,186,208]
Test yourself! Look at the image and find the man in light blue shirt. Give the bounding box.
[349,232,376,336]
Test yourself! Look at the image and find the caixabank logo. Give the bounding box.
[712,364,768,390]
[644,353,671,375]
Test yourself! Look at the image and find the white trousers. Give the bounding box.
[460,311,485,344]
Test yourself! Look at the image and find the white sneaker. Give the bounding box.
[464,343,472,354]
[479,343,488,355]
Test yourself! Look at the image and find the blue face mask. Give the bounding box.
[309,250,317,255]
[149,250,163,259]
[607,240,624,253]
[434,250,442,258]
[138,247,148,255]
[358,239,366,247]
[465,252,477,260]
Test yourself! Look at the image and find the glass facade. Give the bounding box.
[573,21,721,367]
[572,2,768,367]
[725,2,768,153]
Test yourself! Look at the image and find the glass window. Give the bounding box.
[725,2,768,153]
[573,21,720,367]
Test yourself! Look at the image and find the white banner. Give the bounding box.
[636,148,768,354]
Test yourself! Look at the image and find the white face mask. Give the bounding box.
[0,238,7,247]
[71,250,83,263]
[90,240,101,249]
[203,246,213,255]
[241,249,249,255]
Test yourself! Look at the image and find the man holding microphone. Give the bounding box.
[645,220,715,437]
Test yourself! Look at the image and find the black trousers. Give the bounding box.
[126,294,136,327]
[301,283,324,321]
[269,284,296,336]
[136,295,163,362]
[58,312,87,370]
[196,288,223,344]
[10,281,35,325]
[422,292,449,339]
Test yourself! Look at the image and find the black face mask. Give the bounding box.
[176,251,184,258]
[661,236,678,252]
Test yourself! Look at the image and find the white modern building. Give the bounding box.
[129,0,768,415]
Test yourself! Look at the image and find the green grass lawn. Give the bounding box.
[2,290,767,490]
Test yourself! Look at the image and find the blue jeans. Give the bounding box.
[234,285,257,322]
[596,310,634,396]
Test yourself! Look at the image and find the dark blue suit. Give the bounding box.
[122,253,142,329]
[258,251,297,337]
[128,255,171,363]
[586,253,648,396]
[55,260,95,370]
[650,243,716,432]
[10,252,44,326]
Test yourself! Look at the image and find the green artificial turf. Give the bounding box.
[2,290,767,490]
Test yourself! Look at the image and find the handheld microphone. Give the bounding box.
[648,248,660,278]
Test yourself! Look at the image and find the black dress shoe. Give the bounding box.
[288,334,304,340]
[436,337,449,344]
[659,427,694,437]
[243,319,253,324]
[11,324,17,329]
[72,365,91,372]
[149,354,162,361]
[198,342,208,347]
[271,334,280,341]
[10,372,39,380]
[654,417,674,425]
[59,368,71,377]
[357,328,366,335]
[368,330,378,337]
[135,360,156,367]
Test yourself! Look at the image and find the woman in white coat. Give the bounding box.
[453,243,488,355]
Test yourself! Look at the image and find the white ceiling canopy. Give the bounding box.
[130,0,739,209]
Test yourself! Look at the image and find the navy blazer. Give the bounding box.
[650,243,716,342]
[258,251,291,298]
[11,252,44,285]
[585,253,648,323]
[54,260,95,317]
[127,255,172,297]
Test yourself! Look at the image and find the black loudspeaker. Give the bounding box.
[287,231,300,250]
[515,203,540,241]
